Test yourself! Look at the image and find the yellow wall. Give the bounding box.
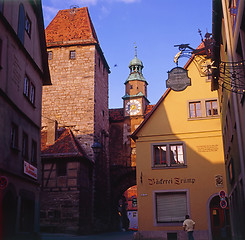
[135,55,227,238]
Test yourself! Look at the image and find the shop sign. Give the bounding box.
[24,161,37,179]
[166,67,191,91]
[148,177,196,186]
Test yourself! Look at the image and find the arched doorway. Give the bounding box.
[210,196,231,240]
[110,167,136,231]
[118,185,138,231]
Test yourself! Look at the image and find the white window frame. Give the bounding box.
[24,76,30,97]
[153,189,190,226]
[151,142,186,168]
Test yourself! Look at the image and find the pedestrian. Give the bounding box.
[183,215,195,240]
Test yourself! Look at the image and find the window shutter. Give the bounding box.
[156,192,187,223]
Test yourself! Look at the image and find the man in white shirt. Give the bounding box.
[183,215,195,240]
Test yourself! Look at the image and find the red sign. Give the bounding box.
[220,199,227,209]
[219,190,226,199]
[0,176,8,190]
[24,161,37,179]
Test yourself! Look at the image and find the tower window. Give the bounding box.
[48,51,53,60]
[69,50,76,60]
[130,85,133,89]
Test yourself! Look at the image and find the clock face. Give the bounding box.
[126,100,141,115]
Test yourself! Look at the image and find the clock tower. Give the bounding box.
[123,47,149,117]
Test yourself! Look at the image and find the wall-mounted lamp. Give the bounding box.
[91,141,102,155]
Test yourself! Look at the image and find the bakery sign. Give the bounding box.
[166,67,191,91]
[24,161,37,179]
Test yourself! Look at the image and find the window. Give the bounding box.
[69,50,76,59]
[153,142,185,167]
[0,38,2,69]
[31,140,37,165]
[189,102,201,118]
[25,14,31,37]
[17,3,25,43]
[206,100,218,116]
[24,76,30,97]
[22,132,28,159]
[188,99,219,119]
[11,123,18,149]
[0,0,4,12]
[30,83,35,104]
[155,191,187,223]
[57,162,67,176]
[23,75,35,105]
[47,51,53,60]
[228,158,234,183]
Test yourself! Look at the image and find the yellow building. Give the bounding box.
[132,47,229,240]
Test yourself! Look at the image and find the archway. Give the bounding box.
[110,167,136,231]
[209,195,231,240]
[121,185,137,230]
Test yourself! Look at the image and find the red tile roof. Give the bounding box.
[45,7,99,47]
[109,108,124,121]
[41,128,89,160]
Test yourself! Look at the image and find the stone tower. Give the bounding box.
[41,7,110,231]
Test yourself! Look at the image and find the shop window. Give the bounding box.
[10,123,18,150]
[152,142,185,168]
[206,100,218,116]
[189,102,201,118]
[155,191,187,223]
[69,50,76,59]
[17,3,25,44]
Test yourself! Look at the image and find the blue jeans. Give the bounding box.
[187,231,194,240]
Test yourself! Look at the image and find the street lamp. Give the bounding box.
[91,141,102,155]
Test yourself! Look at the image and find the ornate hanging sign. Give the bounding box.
[166,67,191,91]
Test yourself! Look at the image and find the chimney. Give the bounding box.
[46,120,58,145]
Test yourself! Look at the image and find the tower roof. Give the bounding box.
[45,7,99,47]
[125,46,147,84]
[129,46,143,68]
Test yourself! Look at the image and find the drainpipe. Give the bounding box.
[222,0,245,201]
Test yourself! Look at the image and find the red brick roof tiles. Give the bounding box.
[45,7,99,47]
[41,128,88,160]
[109,108,124,121]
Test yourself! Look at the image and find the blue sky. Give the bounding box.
[42,0,212,109]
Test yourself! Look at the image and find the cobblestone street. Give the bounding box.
[41,231,135,240]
